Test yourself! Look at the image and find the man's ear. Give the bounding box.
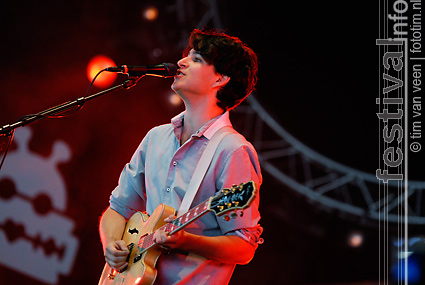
[213,74,230,89]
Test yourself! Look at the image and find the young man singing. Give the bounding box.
[99,29,263,284]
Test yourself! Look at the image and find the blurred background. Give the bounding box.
[0,1,424,284]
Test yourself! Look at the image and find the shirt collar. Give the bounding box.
[202,111,232,139]
[171,111,232,141]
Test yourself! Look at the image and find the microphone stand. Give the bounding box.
[0,76,142,137]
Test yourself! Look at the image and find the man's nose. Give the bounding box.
[177,57,188,68]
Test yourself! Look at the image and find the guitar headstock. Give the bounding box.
[209,181,257,217]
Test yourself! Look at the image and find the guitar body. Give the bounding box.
[99,204,176,285]
[98,181,257,285]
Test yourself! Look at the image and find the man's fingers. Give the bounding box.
[104,240,130,270]
[105,249,128,263]
[115,240,130,253]
[115,262,129,271]
[106,246,129,256]
[164,214,176,222]
[153,230,169,244]
[106,259,128,271]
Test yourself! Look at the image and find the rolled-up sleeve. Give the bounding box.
[228,226,264,249]
[214,139,263,248]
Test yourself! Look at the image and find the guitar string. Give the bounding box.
[132,183,252,258]
[136,199,211,255]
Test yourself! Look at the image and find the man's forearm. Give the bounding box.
[181,232,255,265]
[99,207,127,251]
[101,209,256,265]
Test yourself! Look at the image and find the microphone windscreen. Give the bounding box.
[164,63,178,77]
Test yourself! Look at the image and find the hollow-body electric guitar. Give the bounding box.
[98,181,257,285]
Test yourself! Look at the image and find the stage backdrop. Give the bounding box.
[0,64,189,284]
[2,1,415,284]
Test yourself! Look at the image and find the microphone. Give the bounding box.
[106,63,178,78]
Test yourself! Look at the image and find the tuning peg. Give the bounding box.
[230,211,238,219]
[223,214,230,221]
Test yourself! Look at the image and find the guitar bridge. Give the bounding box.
[134,253,142,264]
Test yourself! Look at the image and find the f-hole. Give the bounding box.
[128,228,139,235]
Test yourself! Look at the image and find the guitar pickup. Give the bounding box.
[133,254,141,264]
[126,243,134,262]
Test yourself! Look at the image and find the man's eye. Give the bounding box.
[193,57,201,62]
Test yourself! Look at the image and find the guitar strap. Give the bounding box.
[177,126,233,217]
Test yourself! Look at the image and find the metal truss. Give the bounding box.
[166,0,223,51]
[164,0,424,225]
[231,95,425,225]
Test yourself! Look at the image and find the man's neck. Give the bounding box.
[180,100,224,145]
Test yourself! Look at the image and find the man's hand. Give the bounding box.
[151,214,255,264]
[104,240,130,271]
[99,207,129,270]
[152,215,185,250]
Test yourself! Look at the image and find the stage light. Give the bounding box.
[392,254,421,284]
[86,55,117,88]
[143,6,159,21]
[169,92,182,106]
[398,251,414,259]
[152,48,163,58]
[347,231,363,248]
[391,236,424,284]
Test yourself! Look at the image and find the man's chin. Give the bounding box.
[171,81,183,93]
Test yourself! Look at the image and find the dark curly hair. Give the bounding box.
[183,29,258,110]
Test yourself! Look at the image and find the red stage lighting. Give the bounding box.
[143,6,159,21]
[347,231,364,248]
[86,55,117,88]
[169,92,182,107]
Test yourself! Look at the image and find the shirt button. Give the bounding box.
[166,187,171,192]
[173,161,177,166]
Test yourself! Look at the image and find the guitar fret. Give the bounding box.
[144,235,152,248]
[137,200,211,254]
[163,223,170,232]
[138,237,144,248]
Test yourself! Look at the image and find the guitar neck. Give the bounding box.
[138,198,211,252]
[135,181,256,255]
[168,199,212,234]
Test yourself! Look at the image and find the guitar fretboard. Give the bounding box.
[137,199,211,252]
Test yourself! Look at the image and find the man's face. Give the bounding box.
[171,49,220,97]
